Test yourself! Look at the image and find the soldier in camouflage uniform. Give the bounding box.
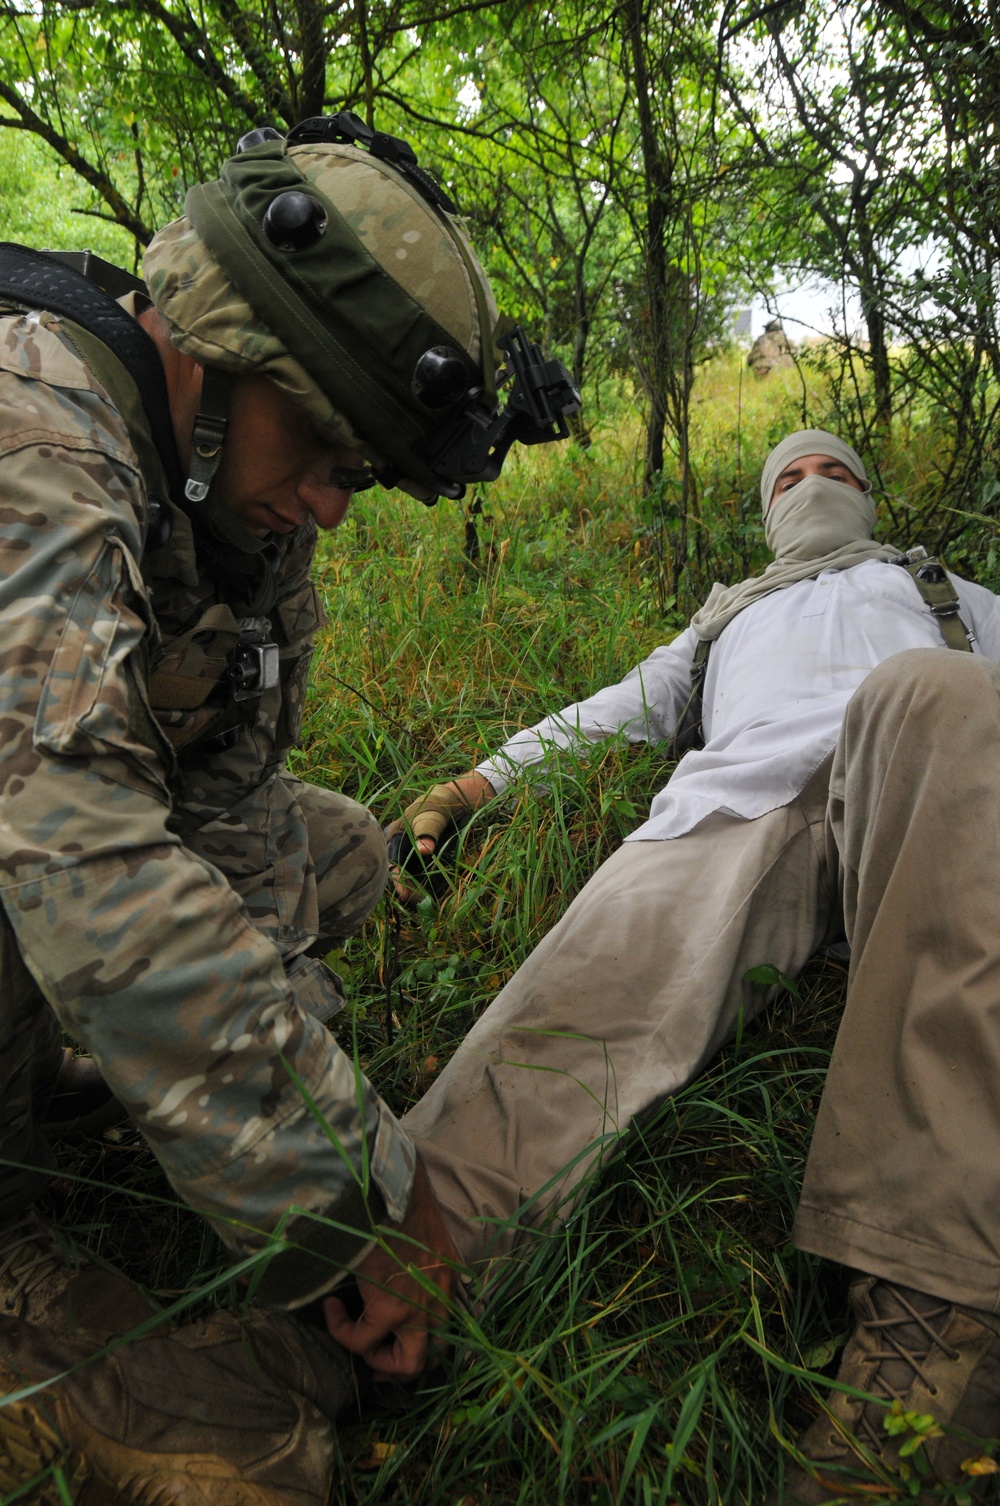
[0,119,566,1504]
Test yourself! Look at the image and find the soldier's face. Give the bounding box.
[216,376,368,538]
[769,453,864,508]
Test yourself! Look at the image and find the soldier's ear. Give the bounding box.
[168,358,205,467]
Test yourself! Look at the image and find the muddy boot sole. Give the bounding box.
[0,1380,92,1505]
[0,1358,298,1506]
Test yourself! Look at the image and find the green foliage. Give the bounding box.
[5,0,1000,567]
[743,964,800,999]
[0,132,132,264]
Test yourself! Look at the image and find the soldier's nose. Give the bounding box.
[297,474,354,530]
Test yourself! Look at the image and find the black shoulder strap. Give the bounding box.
[670,636,711,758]
[0,242,185,507]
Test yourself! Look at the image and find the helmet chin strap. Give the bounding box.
[182,365,281,614]
[185,367,233,504]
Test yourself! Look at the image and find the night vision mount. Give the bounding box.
[404,326,582,501]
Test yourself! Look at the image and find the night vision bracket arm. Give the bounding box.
[407,327,582,500]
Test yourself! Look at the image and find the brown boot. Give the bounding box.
[769,1274,1000,1503]
[0,1306,351,1505]
[0,1208,159,1335]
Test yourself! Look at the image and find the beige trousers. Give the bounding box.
[405,649,1000,1312]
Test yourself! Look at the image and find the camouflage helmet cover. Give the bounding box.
[143,140,500,495]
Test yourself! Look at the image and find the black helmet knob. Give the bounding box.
[237,126,285,153]
[263,191,328,251]
[412,346,470,409]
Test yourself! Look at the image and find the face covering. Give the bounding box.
[760,428,870,512]
[765,475,878,560]
[691,472,899,642]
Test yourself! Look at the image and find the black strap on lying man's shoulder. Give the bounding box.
[670,548,976,759]
[669,636,711,758]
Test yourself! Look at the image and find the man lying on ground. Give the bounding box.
[391,429,1000,1503]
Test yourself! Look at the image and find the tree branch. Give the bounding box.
[0,81,151,243]
[130,0,264,127]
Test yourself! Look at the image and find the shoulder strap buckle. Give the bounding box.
[184,369,232,504]
[901,550,975,652]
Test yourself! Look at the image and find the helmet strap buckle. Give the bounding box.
[185,368,233,504]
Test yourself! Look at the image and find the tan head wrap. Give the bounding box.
[691,429,899,642]
[760,428,870,511]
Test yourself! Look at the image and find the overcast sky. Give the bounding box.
[747,280,861,342]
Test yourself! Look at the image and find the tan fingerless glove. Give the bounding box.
[385,779,493,849]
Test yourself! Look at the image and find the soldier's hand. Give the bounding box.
[385,773,495,903]
[323,1152,460,1380]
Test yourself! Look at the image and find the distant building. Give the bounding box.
[732,307,752,339]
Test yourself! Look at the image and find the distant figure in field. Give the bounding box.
[748,316,797,376]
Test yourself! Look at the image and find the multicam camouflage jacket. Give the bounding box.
[0,305,415,1305]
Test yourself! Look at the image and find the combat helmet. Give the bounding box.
[143,111,580,509]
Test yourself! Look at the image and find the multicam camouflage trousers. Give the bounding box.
[0,778,388,1219]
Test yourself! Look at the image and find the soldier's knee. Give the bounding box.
[341,805,390,916]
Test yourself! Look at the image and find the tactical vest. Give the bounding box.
[0,243,289,757]
[670,548,975,757]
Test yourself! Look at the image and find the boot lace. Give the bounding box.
[856,1282,960,1450]
[0,1209,77,1318]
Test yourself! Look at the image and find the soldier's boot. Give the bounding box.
[768,1274,1000,1504]
[0,1206,159,1333]
[35,1047,124,1139]
[0,1305,351,1505]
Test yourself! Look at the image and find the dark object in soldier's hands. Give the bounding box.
[384,823,458,886]
[384,779,484,888]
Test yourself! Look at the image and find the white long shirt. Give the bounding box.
[475,560,1000,841]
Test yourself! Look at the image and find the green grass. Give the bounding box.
[321,952,857,1506]
[8,353,1000,1504]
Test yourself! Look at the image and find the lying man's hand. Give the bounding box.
[322,1152,461,1380]
[385,772,495,903]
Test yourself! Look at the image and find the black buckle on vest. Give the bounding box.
[228,618,280,702]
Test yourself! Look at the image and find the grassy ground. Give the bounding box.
[12,352,1000,1504]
